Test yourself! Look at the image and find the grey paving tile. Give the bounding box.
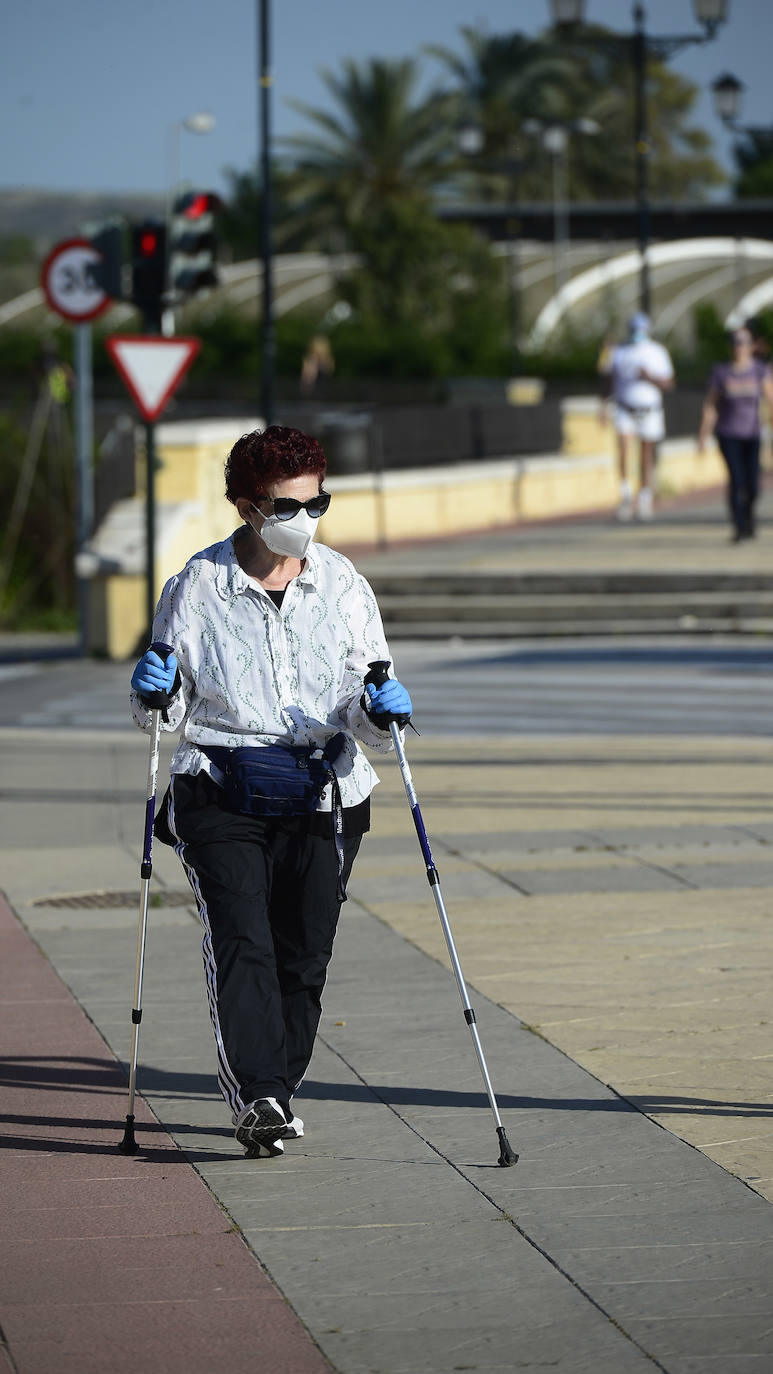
[584,825,766,850]
[671,861,773,889]
[18,849,773,1374]
[440,829,598,855]
[629,1313,773,1364]
[500,864,686,894]
[593,1274,773,1322]
[733,822,773,844]
[350,866,510,904]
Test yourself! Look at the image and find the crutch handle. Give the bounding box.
[139,641,179,712]
[364,659,392,691]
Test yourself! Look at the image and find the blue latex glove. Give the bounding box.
[365,677,412,729]
[131,646,179,707]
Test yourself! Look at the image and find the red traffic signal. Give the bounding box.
[176,191,223,220]
[170,191,221,298]
[139,228,160,256]
[130,219,167,331]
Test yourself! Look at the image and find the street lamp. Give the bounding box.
[710,70,773,139]
[165,112,216,335]
[548,1,729,314]
[711,72,744,125]
[548,0,727,32]
[455,124,524,354]
[168,112,216,203]
[524,118,600,296]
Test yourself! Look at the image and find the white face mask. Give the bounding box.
[250,505,317,559]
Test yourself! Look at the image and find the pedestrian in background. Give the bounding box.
[600,313,675,523]
[129,425,412,1158]
[698,326,773,542]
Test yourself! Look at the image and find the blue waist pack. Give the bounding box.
[202,733,347,820]
[202,733,350,901]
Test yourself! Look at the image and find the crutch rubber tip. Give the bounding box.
[118,1115,138,1155]
[497,1127,519,1167]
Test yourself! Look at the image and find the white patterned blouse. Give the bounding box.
[130,532,397,809]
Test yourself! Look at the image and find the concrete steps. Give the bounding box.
[369,573,773,638]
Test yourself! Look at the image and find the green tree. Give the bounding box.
[733,130,773,198]
[218,163,314,260]
[429,22,725,203]
[427,27,578,201]
[281,56,455,246]
[335,195,510,374]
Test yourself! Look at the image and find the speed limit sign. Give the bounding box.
[41,237,110,322]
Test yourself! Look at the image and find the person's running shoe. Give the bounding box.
[616,481,634,523]
[635,486,654,522]
[279,1100,304,1139]
[235,1097,289,1155]
[243,1137,285,1159]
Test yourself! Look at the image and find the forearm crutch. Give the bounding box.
[366,662,518,1168]
[118,643,177,1154]
[118,705,162,1154]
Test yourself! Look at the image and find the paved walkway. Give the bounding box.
[2,488,773,1373]
[350,476,773,580]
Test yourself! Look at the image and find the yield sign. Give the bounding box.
[105,335,201,422]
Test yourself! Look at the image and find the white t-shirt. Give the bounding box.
[610,338,674,409]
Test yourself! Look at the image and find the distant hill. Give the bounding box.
[0,188,167,251]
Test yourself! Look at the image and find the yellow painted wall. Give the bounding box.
[86,409,734,658]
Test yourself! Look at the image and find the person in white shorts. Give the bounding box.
[600,313,675,521]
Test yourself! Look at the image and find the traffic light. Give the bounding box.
[130,219,167,332]
[169,191,221,298]
[87,220,124,299]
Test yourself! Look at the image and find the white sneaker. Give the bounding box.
[636,487,654,522]
[235,1097,288,1155]
[616,481,634,523]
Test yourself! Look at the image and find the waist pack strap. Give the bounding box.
[320,731,348,903]
[328,767,347,903]
[618,400,660,413]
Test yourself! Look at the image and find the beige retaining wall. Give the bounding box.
[84,406,729,659]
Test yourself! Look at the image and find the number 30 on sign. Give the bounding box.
[41,238,110,323]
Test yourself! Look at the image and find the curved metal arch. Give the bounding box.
[528,238,773,346]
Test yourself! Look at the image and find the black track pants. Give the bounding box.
[167,772,362,1117]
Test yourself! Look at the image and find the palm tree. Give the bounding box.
[428,23,724,204]
[280,56,455,247]
[427,26,581,202]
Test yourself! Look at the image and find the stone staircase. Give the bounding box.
[369,572,773,638]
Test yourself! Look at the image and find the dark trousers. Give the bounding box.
[167,772,362,1116]
[717,434,760,536]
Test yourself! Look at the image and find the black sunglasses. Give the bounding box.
[253,491,331,522]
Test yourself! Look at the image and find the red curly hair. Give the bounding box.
[224,426,326,505]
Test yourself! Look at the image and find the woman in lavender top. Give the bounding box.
[698,327,773,541]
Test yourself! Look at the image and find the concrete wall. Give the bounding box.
[83,405,730,659]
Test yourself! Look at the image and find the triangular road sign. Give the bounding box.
[105,335,201,422]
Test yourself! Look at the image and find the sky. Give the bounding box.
[2,0,772,200]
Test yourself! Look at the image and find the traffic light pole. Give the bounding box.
[258,0,275,427]
[73,323,94,656]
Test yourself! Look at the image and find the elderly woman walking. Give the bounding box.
[129,425,411,1157]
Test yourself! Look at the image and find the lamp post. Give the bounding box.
[258,0,274,428]
[524,118,600,297]
[165,112,215,335]
[548,0,729,315]
[167,112,216,215]
[711,70,773,141]
[456,123,523,357]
